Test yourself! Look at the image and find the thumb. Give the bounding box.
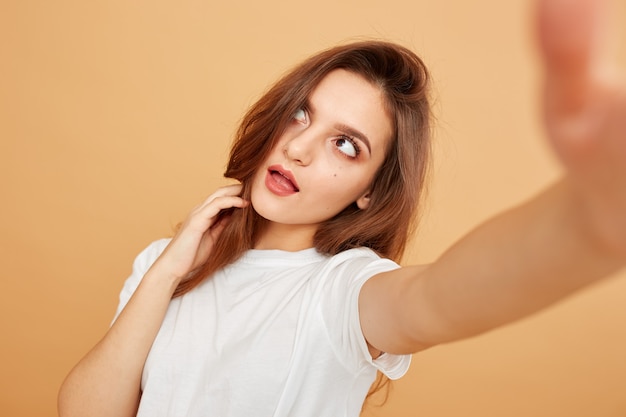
[536,0,610,114]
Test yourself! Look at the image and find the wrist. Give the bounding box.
[142,263,184,294]
[559,178,626,266]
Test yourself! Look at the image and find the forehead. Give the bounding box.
[308,69,394,152]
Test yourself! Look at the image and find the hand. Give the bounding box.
[151,184,249,283]
[538,0,626,258]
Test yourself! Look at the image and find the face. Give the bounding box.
[250,69,394,245]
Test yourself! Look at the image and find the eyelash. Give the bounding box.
[333,135,361,159]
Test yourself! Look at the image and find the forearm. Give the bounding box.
[412,179,623,345]
[58,185,247,416]
[58,266,179,417]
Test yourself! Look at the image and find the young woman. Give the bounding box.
[58,0,626,416]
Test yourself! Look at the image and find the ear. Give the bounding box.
[356,191,371,210]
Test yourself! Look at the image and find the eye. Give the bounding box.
[334,136,360,158]
[293,107,308,124]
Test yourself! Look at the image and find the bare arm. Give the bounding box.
[361,181,622,354]
[57,185,248,417]
[360,0,626,355]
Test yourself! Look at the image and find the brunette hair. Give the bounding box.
[174,40,432,297]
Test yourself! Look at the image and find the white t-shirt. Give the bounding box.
[114,239,411,417]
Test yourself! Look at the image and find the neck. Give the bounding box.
[253,222,317,251]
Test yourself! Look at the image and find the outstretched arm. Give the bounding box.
[360,0,626,355]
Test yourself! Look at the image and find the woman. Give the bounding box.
[58,0,626,416]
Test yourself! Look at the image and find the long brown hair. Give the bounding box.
[174,40,432,297]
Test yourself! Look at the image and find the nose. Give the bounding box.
[283,130,316,166]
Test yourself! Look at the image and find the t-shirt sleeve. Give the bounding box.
[320,248,411,380]
[111,238,171,324]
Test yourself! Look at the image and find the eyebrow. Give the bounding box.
[305,99,372,154]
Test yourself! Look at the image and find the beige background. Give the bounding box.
[2,0,626,416]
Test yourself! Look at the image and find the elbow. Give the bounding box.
[57,371,141,417]
[57,371,92,417]
[57,377,75,417]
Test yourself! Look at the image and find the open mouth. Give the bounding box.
[265,165,300,195]
[269,170,299,192]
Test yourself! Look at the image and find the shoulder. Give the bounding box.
[316,248,412,378]
[131,238,171,270]
[311,247,401,297]
[323,247,400,279]
[112,238,171,322]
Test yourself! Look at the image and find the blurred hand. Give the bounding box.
[538,0,626,257]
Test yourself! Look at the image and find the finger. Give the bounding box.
[536,0,611,113]
[189,195,249,230]
[194,184,244,211]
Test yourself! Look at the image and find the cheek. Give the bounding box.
[316,174,370,207]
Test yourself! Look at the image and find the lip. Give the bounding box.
[265,165,300,196]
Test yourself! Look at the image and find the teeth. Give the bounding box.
[272,170,298,191]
